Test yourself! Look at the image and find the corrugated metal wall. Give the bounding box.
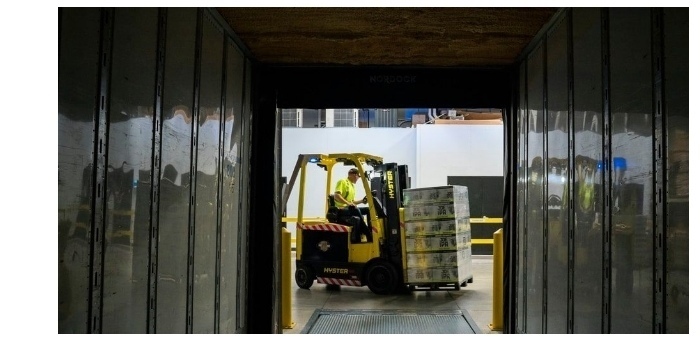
[58,8,253,333]
[510,8,688,333]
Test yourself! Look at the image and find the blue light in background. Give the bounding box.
[613,157,627,170]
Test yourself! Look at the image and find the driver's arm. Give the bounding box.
[334,191,354,206]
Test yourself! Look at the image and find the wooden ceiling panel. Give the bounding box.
[216,7,558,66]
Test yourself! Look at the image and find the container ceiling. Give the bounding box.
[216,7,559,67]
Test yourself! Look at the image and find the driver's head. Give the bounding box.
[348,168,360,183]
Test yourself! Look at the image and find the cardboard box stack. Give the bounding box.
[403,185,472,285]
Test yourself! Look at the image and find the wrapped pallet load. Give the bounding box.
[403,185,472,288]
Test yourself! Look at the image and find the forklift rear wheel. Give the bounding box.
[365,261,398,295]
[295,265,315,289]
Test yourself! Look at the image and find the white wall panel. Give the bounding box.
[415,124,504,188]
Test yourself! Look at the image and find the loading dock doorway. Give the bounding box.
[280,110,505,334]
[264,65,514,334]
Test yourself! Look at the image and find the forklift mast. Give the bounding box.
[398,165,410,199]
[371,163,410,268]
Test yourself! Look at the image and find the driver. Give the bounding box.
[334,167,371,242]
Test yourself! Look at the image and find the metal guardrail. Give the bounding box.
[469,217,502,246]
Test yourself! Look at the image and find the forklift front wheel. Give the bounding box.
[365,261,398,295]
[295,265,315,289]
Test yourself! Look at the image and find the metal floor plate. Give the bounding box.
[300,309,481,334]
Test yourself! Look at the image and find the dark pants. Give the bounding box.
[338,206,371,242]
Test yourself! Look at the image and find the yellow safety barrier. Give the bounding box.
[489,228,503,331]
[469,217,503,224]
[281,227,295,329]
[471,238,494,245]
[470,217,501,247]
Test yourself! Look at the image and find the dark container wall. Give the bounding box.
[608,8,654,333]
[157,7,197,334]
[192,13,224,334]
[515,61,527,334]
[103,7,158,333]
[525,42,545,334]
[663,7,689,334]
[239,59,254,331]
[511,7,689,333]
[57,7,253,333]
[219,37,247,334]
[544,15,569,334]
[571,7,604,334]
[246,63,282,333]
[58,7,101,334]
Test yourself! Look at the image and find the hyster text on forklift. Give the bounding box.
[281,153,473,295]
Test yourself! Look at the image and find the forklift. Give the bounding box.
[282,152,468,295]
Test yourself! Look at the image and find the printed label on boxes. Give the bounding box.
[404,221,426,236]
[406,268,434,283]
[403,203,469,221]
[440,218,471,234]
[406,252,443,267]
[406,235,464,252]
[406,249,471,267]
[403,188,440,206]
[404,185,469,206]
[406,265,469,283]
[404,218,471,236]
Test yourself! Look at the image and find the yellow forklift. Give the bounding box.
[282,152,449,295]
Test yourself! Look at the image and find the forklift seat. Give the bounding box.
[326,194,339,223]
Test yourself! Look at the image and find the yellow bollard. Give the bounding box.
[489,228,503,331]
[282,227,295,329]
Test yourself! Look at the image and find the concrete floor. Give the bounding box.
[283,253,500,334]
